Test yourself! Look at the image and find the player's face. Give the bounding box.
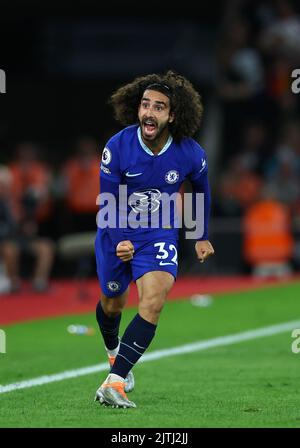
[138,89,174,142]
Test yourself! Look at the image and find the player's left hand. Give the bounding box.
[195,240,215,263]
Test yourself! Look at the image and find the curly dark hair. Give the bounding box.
[109,70,203,142]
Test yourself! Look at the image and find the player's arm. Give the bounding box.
[189,151,215,263]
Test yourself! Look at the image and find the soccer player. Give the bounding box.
[94,71,214,408]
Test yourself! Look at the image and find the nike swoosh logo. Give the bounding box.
[133,341,146,350]
[125,172,143,177]
[159,261,174,266]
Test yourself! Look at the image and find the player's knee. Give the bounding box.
[100,295,124,317]
[139,293,165,317]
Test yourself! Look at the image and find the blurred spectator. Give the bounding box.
[0,166,15,294]
[266,57,293,100]
[55,137,100,285]
[243,185,294,278]
[214,156,263,217]
[217,17,266,158]
[218,18,264,101]
[1,144,54,292]
[259,0,300,63]
[264,163,300,207]
[233,121,270,174]
[9,142,54,234]
[264,55,300,128]
[61,136,100,234]
[264,119,300,179]
[0,165,17,241]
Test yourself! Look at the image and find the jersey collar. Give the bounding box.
[137,126,173,156]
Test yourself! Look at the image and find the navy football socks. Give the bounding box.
[96,300,121,350]
[110,313,157,379]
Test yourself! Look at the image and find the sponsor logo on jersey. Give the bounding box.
[128,189,161,213]
[165,170,179,184]
[107,281,121,292]
[102,147,112,165]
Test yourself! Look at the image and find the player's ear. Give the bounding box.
[168,112,175,123]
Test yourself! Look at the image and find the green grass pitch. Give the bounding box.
[1,281,300,428]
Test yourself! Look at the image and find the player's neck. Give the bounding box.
[142,130,171,155]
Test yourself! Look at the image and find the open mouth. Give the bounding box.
[142,119,157,137]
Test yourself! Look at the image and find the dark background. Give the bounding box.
[0,0,223,163]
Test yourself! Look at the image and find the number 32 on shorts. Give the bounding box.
[154,242,178,266]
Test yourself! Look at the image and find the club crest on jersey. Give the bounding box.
[102,147,112,165]
[165,170,179,184]
[107,281,121,292]
[129,189,161,213]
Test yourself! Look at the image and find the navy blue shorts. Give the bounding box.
[95,229,178,297]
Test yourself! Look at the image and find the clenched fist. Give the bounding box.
[195,240,215,263]
[116,240,135,262]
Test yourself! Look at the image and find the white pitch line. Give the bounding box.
[1,319,299,395]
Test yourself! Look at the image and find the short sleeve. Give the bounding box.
[100,139,121,183]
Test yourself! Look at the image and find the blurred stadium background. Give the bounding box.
[1,0,300,429]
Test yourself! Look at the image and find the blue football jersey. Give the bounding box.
[98,124,209,244]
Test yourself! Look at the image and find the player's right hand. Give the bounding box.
[116,240,135,262]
